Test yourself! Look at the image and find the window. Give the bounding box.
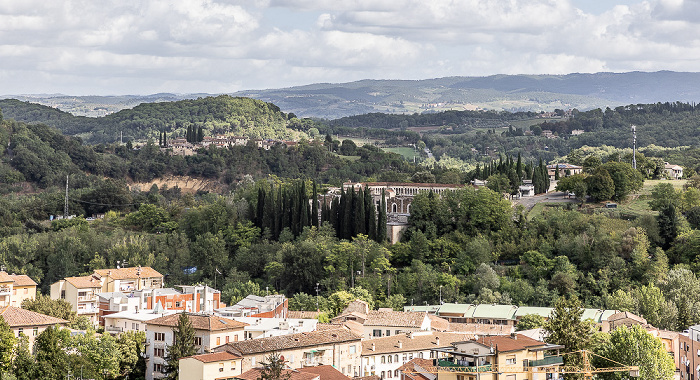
[176,301,181,308]
[505,355,516,365]
[226,336,230,343]
[381,371,385,379]
[392,204,397,213]
[394,370,399,377]
[194,337,202,346]
[388,371,392,378]
[409,353,413,360]
[154,363,163,373]
[388,355,392,363]
[418,352,423,359]
[386,330,391,336]
[24,288,28,294]
[12,289,15,295]
[395,330,401,335]
[217,337,221,345]
[155,348,166,357]
[373,330,382,337]
[219,363,224,372]
[230,361,237,371]
[382,356,386,363]
[32,327,38,336]
[349,345,356,354]
[394,355,399,362]
[251,357,256,366]
[234,335,238,341]
[154,332,165,341]
[17,328,23,336]
[60,290,65,299]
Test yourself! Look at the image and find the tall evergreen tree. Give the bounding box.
[164,312,197,380]
[312,181,319,228]
[377,191,387,242]
[197,126,204,142]
[163,131,167,147]
[355,187,366,235]
[516,153,522,180]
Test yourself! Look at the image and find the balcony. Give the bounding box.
[528,356,564,367]
[0,287,11,295]
[436,360,492,373]
[77,307,98,315]
[78,295,98,302]
[105,326,123,333]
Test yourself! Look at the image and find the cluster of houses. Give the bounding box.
[165,135,299,156]
[0,265,692,379]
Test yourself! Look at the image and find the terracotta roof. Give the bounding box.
[446,322,513,335]
[0,272,14,283]
[298,365,352,380]
[362,332,469,355]
[185,351,241,363]
[397,358,435,380]
[354,376,380,380]
[237,368,319,380]
[64,275,102,289]
[94,267,162,280]
[341,300,370,315]
[474,334,547,353]
[0,306,68,327]
[287,311,322,319]
[148,313,248,331]
[9,274,37,287]
[364,311,427,328]
[427,315,450,331]
[217,328,361,355]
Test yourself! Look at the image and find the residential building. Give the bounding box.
[215,294,287,319]
[179,351,243,380]
[546,163,583,181]
[0,306,68,349]
[432,334,564,380]
[298,365,352,380]
[397,358,437,380]
[94,266,164,292]
[103,306,176,334]
[665,163,684,179]
[332,308,432,339]
[145,313,248,380]
[9,274,37,307]
[0,273,15,308]
[361,331,469,378]
[233,317,318,340]
[679,325,700,380]
[50,274,102,323]
[214,327,363,377]
[570,129,585,136]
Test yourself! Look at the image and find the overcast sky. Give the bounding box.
[1,0,699,95]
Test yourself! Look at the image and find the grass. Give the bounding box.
[527,202,572,221]
[599,179,686,219]
[384,147,419,161]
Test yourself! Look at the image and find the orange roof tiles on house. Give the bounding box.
[65,275,102,289]
[218,328,361,355]
[94,266,163,280]
[148,313,248,331]
[0,272,14,283]
[354,376,380,380]
[0,306,68,327]
[446,322,513,335]
[9,274,37,287]
[474,334,546,353]
[236,368,319,380]
[185,351,242,363]
[397,358,435,380]
[364,311,427,328]
[298,365,351,380]
[427,315,450,331]
[362,332,469,355]
[287,311,322,319]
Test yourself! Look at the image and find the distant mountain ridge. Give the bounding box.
[3,71,700,119]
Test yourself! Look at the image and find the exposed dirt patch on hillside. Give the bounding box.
[131,175,226,194]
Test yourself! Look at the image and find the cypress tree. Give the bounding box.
[256,187,265,229]
[186,125,192,142]
[163,131,167,147]
[516,153,522,180]
[337,188,346,238]
[300,181,309,230]
[331,195,340,235]
[343,188,354,239]
[475,164,481,180]
[159,131,163,147]
[274,186,283,239]
[355,187,366,235]
[367,189,376,240]
[312,181,319,228]
[377,191,387,242]
[164,312,197,379]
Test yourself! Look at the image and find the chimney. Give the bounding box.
[511,332,517,340]
[435,337,440,346]
[371,342,375,351]
[397,341,402,349]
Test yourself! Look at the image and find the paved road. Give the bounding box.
[513,191,578,211]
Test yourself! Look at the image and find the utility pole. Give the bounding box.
[315,283,320,311]
[64,175,69,219]
[631,125,637,169]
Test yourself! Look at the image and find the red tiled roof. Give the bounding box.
[287,311,322,319]
[474,334,546,353]
[0,272,14,283]
[362,332,469,355]
[64,275,101,289]
[298,365,351,380]
[185,351,241,363]
[218,328,361,355]
[397,358,435,380]
[236,368,319,380]
[94,267,162,280]
[0,306,68,327]
[148,313,248,331]
[364,311,427,328]
[9,275,37,287]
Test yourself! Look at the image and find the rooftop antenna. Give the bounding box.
[631,125,637,169]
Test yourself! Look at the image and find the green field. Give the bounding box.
[527,202,572,220]
[384,147,419,161]
[603,179,686,218]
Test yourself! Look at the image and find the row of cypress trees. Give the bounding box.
[471,153,551,194]
[186,125,204,143]
[254,181,388,242]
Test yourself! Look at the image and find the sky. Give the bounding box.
[1,0,699,95]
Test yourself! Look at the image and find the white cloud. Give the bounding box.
[1,0,700,95]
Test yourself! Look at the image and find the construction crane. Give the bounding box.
[407,350,639,380]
